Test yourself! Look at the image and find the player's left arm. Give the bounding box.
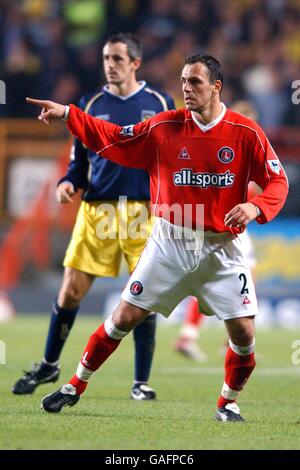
[224,202,259,228]
[246,126,289,224]
[225,125,288,228]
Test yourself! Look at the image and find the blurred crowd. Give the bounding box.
[1,0,300,128]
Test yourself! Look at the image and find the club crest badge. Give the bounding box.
[142,110,156,121]
[130,281,143,296]
[218,146,235,163]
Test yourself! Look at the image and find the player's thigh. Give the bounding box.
[64,201,122,277]
[196,262,259,321]
[122,237,148,274]
[237,231,256,270]
[122,219,193,317]
[119,200,153,273]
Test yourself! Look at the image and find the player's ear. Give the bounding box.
[132,58,142,72]
[213,80,222,94]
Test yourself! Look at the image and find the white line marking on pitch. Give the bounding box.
[156,367,300,376]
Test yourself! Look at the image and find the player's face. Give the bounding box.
[181,62,218,111]
[103,42,138,85]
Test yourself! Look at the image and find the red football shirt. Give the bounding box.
[66,105,288,232]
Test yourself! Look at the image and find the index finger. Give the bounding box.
[60,189,73,202]
[225,206,239,217]
[64,191,73,201]
[26,97,50,107]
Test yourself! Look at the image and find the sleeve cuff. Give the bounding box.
[57,176,78,192]
[62,105,70,121]
[255,205,261,217]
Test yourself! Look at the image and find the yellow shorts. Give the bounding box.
[63,200,153,277]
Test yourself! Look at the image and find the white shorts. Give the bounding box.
[122,218,259,321]
[239,230,256,269]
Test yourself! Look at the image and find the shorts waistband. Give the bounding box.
[204,231,234,240]
[82,200,150,215]
[157,218,234,240]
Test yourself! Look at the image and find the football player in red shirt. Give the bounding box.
[27,54,288,421]
[174,101,260,363]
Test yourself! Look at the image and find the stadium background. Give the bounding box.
[0,0,300,452]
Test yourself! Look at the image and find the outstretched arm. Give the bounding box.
[27,97,118,153]
[27,97,155,169]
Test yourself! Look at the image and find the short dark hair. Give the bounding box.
[184,54,223,85]
[105,33,143,61]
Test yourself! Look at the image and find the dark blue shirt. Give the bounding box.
[58,81,175,201]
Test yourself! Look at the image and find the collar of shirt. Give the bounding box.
[191,103,227,132]
[103,81,146,101]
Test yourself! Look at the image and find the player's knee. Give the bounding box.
[227,316,255,346]
[112,300,149,332]
[58,285,83,308]
[231,326,255,346]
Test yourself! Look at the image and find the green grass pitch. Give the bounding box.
[1,315,300,450]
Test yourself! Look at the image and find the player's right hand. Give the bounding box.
[56,182,75,204]
[26,97,66,124]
